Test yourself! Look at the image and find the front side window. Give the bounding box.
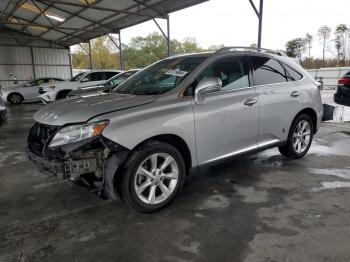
[86,72,105,81]
[70,72,85,82]
[33,79,45,86]
[251,56,288,86]
[197,57,250,91]
[185,57,250,96]
[115,56,207,95]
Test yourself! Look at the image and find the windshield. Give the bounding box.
[104,71,137,87]
[115,56,207,95]
[70,72,85,82]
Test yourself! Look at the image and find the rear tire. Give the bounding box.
[8,93,23,105]
[119,140,185,213]
[278,114,314,159]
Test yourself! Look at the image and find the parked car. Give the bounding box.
[68,69,140,97]
[0,77,65,104]
[0,96,7,126]
[27,47,323,212]
[38,70,122,103]
[334,71,350,106]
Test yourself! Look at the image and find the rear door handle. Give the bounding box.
[244,98,258,106]
[291,90,301,97]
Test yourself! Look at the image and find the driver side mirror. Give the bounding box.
[194,77,222,104]
[81,77,89,82]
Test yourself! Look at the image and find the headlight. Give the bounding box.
[48,86,55,90]
[49,120,108,147]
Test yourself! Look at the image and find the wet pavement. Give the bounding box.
[1,102,350,262]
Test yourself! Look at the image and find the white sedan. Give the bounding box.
[0,77,65,104]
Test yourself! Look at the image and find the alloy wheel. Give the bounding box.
[10,94,22,104]
[292,120,311,153]
[134,153,179,205]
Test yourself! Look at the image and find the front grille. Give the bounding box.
[28,122,59,157]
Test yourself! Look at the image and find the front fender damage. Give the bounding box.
[28,135,130,199]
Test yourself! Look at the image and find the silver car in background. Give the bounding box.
[0,77,66,104]
[68,69,140,97]
[27,47,323,212]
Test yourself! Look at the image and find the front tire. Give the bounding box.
[278,114,314,159]
[8,93,23,104]
[56,90,71,100]
[120,140,185,212]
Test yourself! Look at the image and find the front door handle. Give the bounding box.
[291,90,301,97]
[244,98,258,106]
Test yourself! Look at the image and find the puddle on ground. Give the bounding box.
[0,151,27,166]
[234,186,269,203]
[309,167,350,180]
[197,194,230,210]
[311,181,350,192]
[308,140,350,156]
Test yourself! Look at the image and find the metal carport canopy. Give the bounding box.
[0,0,208,47]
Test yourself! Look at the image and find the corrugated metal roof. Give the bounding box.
[0,0,208,47]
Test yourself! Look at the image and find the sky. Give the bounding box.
[116,0,350,59]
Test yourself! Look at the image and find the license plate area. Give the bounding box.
[64,158,97,176]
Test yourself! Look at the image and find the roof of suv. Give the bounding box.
[82,70,123,73]
[168,47,289,60]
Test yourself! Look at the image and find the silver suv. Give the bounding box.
[27,47,323,212]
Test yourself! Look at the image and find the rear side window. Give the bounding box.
[283,64,303,81]
[251,56,288,85]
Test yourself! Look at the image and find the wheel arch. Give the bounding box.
[292,108,318,134]
[7,92,24,103]
[133,134,193,174]
[56,89,73,100]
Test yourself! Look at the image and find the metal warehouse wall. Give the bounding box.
[0,45,71,88]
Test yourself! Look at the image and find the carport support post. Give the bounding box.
[153,15,171,57]
[257,0,263,49]
[88,40,93,70]
[249,0,264,48]
[166,16,170,57]
[118,31,124,70]
[30,46,36,79]
[68,46,73,78]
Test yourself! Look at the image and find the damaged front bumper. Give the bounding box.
[26,124,130,199]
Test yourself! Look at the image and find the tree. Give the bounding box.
[334,24,349,63]
[318,25,332,66]
[285,38,307,64]
[305,33,313,58]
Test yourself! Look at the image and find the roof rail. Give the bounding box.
[215,46,287,56]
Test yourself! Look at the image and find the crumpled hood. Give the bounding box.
[34,93,156,126]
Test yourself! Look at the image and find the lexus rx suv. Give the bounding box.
[27,47,323,212]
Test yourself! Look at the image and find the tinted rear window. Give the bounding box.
[251,56,288,85]
[283,64,303,81]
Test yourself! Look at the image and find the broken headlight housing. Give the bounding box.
[49,120,109,148]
